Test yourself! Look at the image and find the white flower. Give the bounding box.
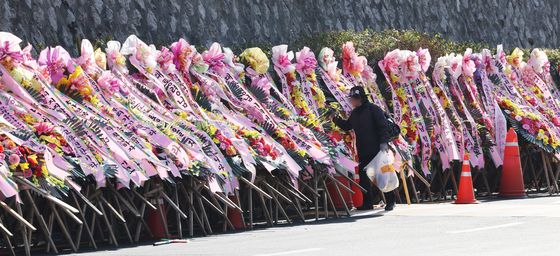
[223,47,245,73]
[528,48,549,74]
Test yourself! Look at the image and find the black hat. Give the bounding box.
[348,86,367,99]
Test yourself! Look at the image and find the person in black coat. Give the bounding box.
[331,86,396,211]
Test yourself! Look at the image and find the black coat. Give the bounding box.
[334,101,389,169]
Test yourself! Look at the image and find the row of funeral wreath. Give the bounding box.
[0,31,559,200]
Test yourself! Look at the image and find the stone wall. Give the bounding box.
[1,0,558,53]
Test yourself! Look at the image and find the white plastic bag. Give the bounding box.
[365,149,399,192]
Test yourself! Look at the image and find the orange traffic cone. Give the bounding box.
[499,128,526,197]
[454,153,477,204]
[351,166,363,208]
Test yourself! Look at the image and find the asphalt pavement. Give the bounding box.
[68,196,560,256]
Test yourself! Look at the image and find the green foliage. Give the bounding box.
[293,29,490,68]
[91,35,114,50]
[544,49,560,85]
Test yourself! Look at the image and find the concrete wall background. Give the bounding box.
[1,0,558,53]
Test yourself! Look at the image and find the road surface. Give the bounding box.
[69,196,560,256]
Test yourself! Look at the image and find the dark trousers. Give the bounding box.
[358,169,395,207]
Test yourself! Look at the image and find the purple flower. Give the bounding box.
[8,154,20,165]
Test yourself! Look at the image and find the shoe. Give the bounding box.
[357,205,373,210]
[384,202,395,211]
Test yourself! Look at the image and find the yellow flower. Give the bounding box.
[507,48,524,68]
[442,98,450,108]
[94,153,103,163]
[396,87,406,100]
[208,125,217,136]
[400,128,408,135]
[277,107,291,117]
[337,83,346,92]
[504,65,512,76]
[27,154,39,165]
[90,94,100,106]
[145,142,153,151]
[19,162,30,170]
[40,135,61,147]
[401,105,409,113]
[70,66,84,81]
[41,165,49,176]
[390,73,399,84]
[240,48,269,74]
[179,111,188,119]
[116,54,127,67]
[310,73,317,81]
[94,48,107,69]
[22,114,36,124]
[275,128,286,138]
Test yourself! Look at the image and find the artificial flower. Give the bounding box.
[240,47,269,74]
[272,45,295,74]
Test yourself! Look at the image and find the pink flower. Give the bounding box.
[48,143,57,150]
[341,42,366,75]
[380,49,401,74]
[342,41,356,62]
[295,47,317,74]
[170,38,197,74]
[201,43,227,76]
[62,145,73,155]
[361,65,376,81]
[8,154,19,165]
[97,71,123,95]
[21,44,40,70]
[38,46,72,84]
[0,32,24,65]
[157,47,177,74]
[23,169,32,178]
[481,49,496,73]
[416,48,431,72]
[75,39,96,74]
[105,41,128,74]
[522,124,530,130]
[496,45,506,65]
[462,49,476,77]
[401,50,420,79]
[326,61,340,81]
[448,54,463,80]
[272,45,295,74]
[254,74,272,92]
[34,122,54,136]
